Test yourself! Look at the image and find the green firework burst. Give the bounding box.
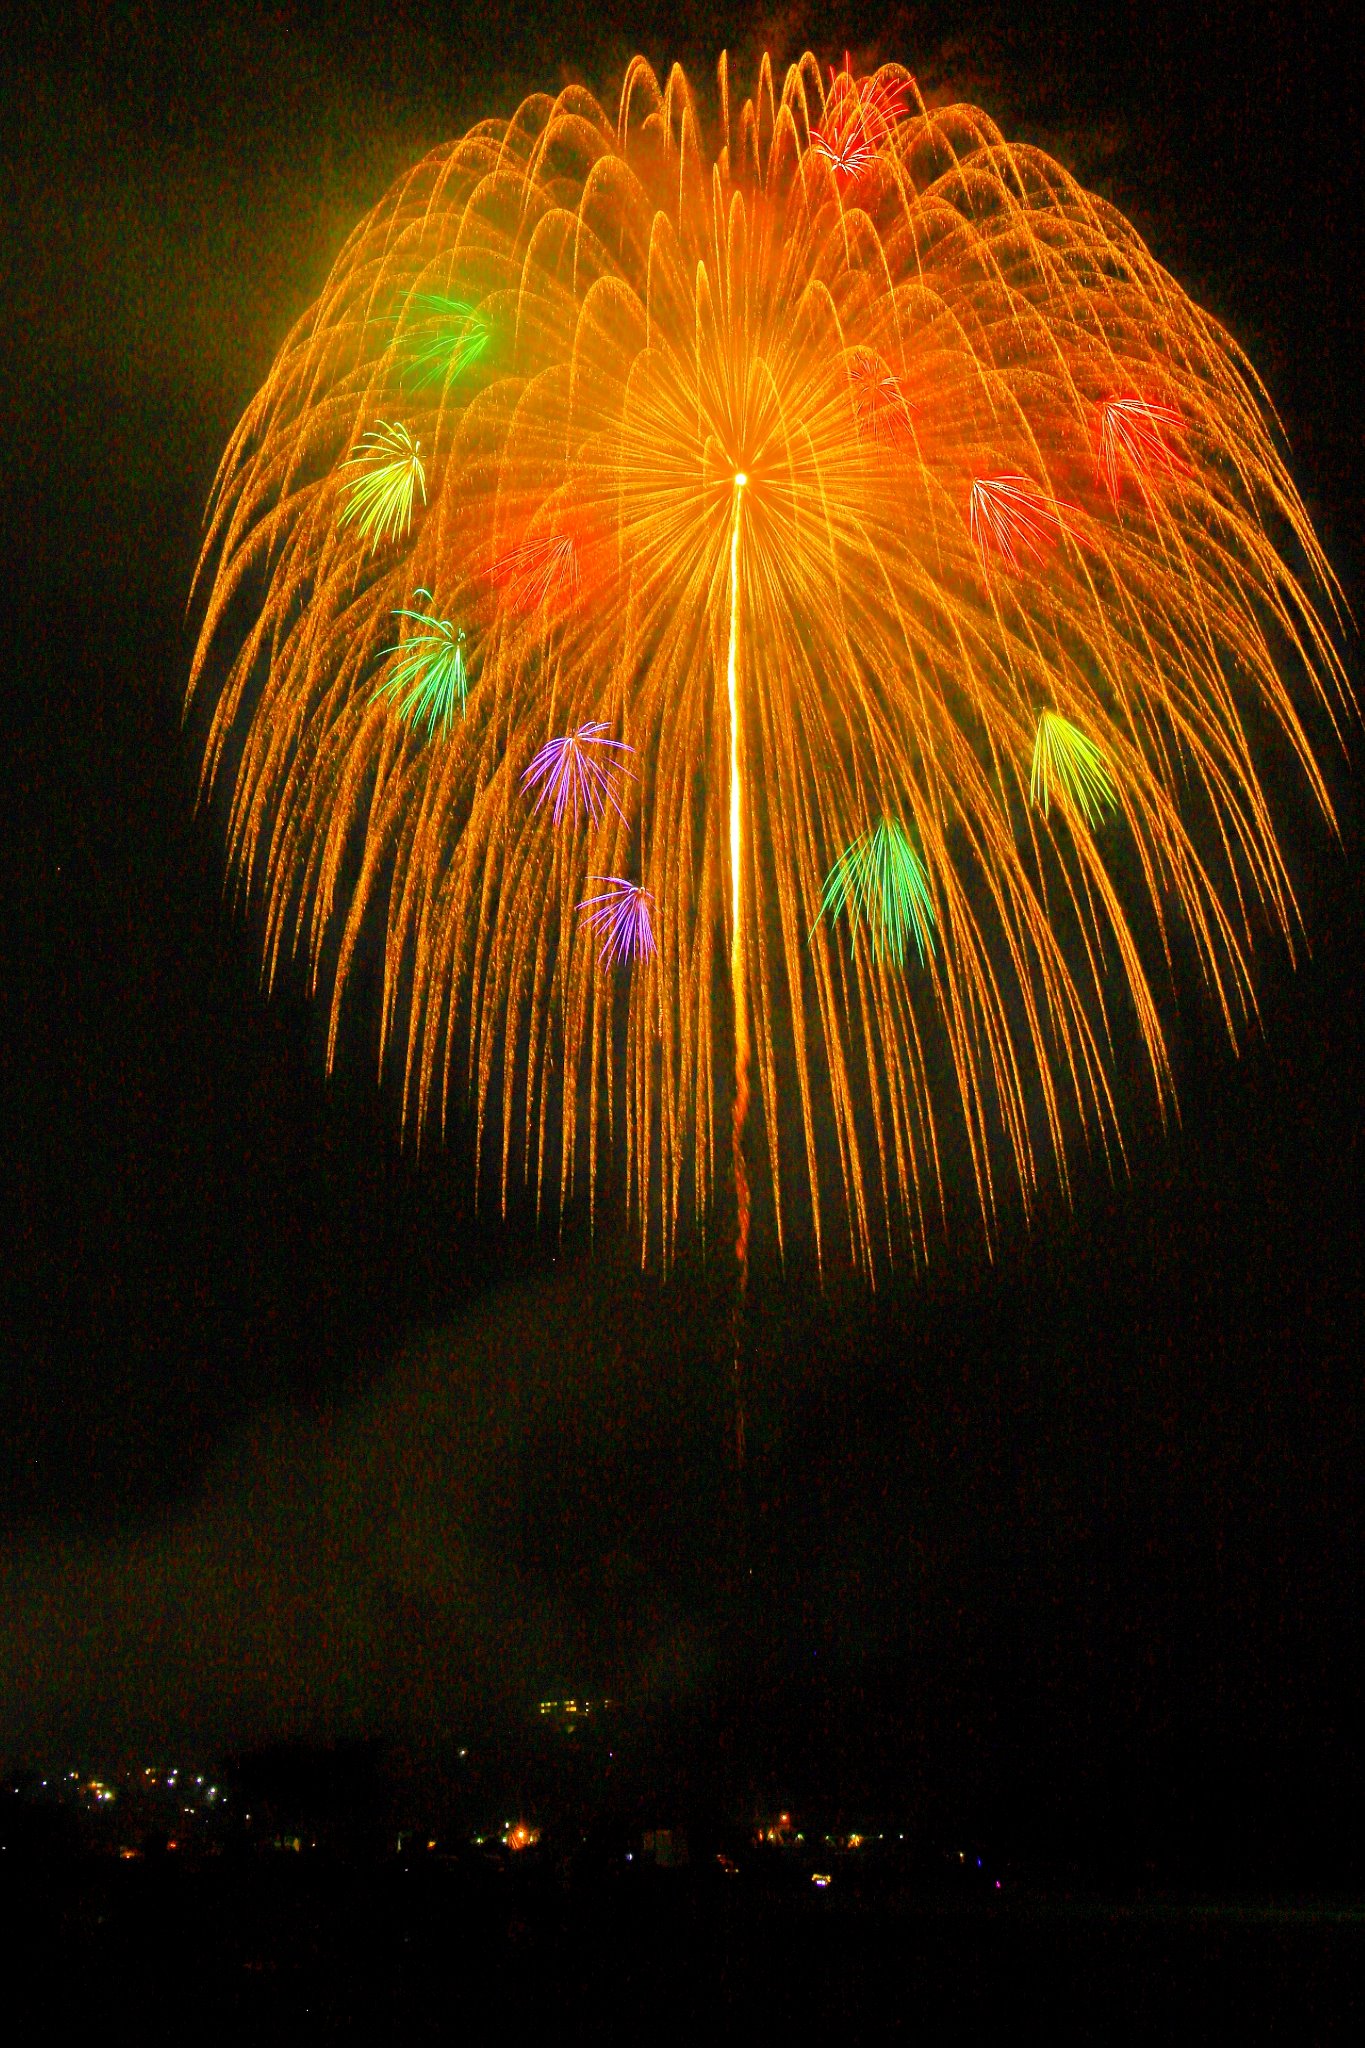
[379,591,468,738]
[819,817,936,967]
[395,293,489,391]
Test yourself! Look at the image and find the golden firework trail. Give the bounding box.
[728,471,751,1287]
[189,52,1349,1279]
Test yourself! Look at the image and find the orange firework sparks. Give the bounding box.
[189,51,1348,1276]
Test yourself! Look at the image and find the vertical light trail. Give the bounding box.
[728,476,746,938]
[728,473,752,1316]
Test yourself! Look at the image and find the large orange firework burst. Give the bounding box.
[190,52,1349,1277]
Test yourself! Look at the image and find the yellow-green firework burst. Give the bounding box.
[1030,713,1118,827]
[337,421,426,551]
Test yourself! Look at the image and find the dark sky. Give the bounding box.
[1,1,1361,1860]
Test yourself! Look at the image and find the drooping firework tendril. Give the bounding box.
[969,474,1068,569]
[489,534,580,614]
[1098,395,1186,502]
[811,55,909,180]
[848,347,916,445]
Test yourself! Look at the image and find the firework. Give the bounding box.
[578,879,656,966]
[379,592,468,737]
[337,421,426,551]
[521,724,635,826]
[969,474,1067,569]
[190,51,1347,1272]
[1097,395,1186,502]
[819,818,936,968]
[489,534,580,614]
[811,57,909,180]
[848,348,916,445]
[394,294,489,392]
[1030,713,1117,828]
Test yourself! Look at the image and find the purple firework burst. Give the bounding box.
[520,722,635,826]
[577,878,656,967]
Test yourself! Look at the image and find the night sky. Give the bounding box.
[1,2,1361,1872]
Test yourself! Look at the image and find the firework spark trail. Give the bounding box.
[728,472,751,1467]
[188,51,1350,1279]
[728,474,751,1292]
